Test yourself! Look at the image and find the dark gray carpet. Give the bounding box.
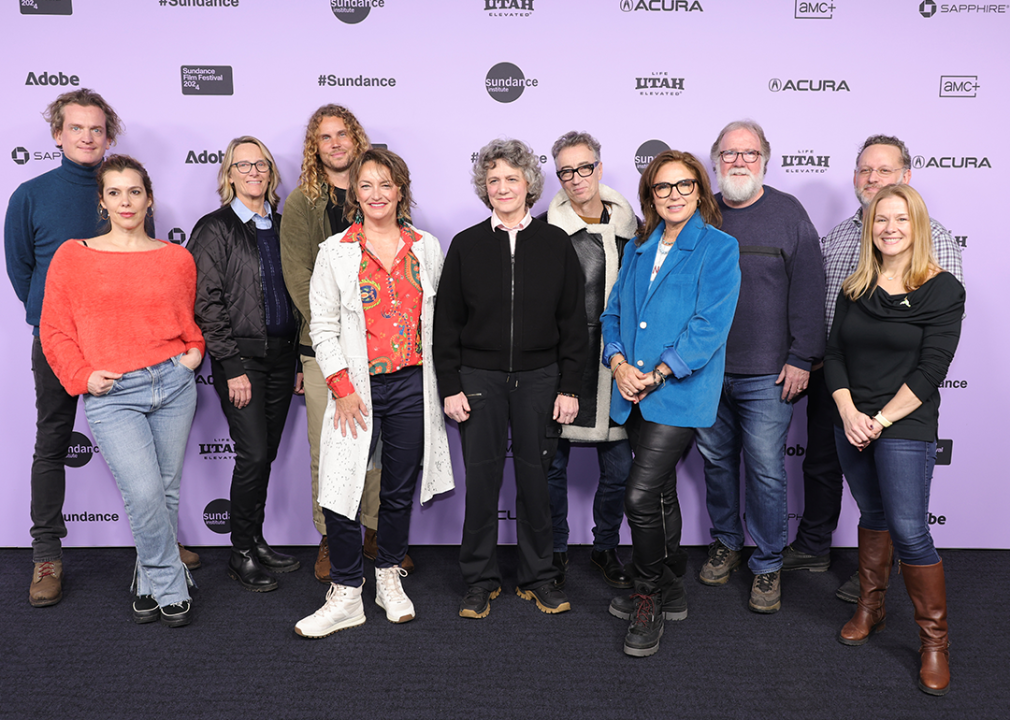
[1,545,1007,719]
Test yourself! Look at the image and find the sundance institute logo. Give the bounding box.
[331,0,379,24]
[203,499,231,534]
[635,139,671,173]
[65,431,97,468]
[485,62,538,103]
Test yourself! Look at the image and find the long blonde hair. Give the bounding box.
[842,184,938,300]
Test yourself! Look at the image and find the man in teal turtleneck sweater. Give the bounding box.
[4,89,118,607]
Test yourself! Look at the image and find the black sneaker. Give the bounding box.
[132,595,159,624]
[624,592,664,657]
[459,585,501,619]
[610,580,687,621]
[781,544,830,572]
[516,581,571,614]
[160,600,192,627]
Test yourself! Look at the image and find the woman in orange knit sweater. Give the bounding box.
[40,155,205,628]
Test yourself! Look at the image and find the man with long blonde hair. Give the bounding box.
[280,106,413,581]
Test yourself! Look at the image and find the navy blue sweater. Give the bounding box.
[5,157,103,334]
[717,186,825,374]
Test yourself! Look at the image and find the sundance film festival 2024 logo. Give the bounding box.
[331,0,385,24]
[20,0,73,14]
[485,63,538,103]
[180,66,234,95]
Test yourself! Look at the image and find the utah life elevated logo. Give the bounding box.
[484,0,534,16]
[636,72,685,97]
[199,437,237,460]
[782,149,830,174]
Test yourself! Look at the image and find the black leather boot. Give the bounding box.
[252,535,300,573]
[228,548,279,592]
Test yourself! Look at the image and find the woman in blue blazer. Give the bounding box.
[601,150,740,657]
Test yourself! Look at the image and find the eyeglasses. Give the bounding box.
[556,162,599,182]
[231,160,271,174]
[856,166,906,179]
[719,150,761,164]
[651,179,697,198]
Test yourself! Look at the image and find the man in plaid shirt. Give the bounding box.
[781,134,964,602]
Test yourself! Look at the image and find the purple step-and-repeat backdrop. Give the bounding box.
[1,0,1005,549]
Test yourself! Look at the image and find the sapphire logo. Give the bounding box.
[66,431,97,468]
[331,0,382,24]
[485,62,538,103]
[203,499,231,534]
[940,75,980,97]
[795,0,835,19]
[12,147,29,165]
[635,139,671,173]
[912,155,991,169]
[20,0,73,15]
[919,0,936,16]
[782,151,830,174]
[621,0,703,11]
[168,228,187,245]
[769,78,850,92]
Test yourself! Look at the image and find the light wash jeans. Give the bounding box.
[695,373,793,575]
[83,354,197,606]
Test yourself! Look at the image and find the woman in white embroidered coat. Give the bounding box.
[294,149,453,638]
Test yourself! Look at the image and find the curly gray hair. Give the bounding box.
[472,138,544,210]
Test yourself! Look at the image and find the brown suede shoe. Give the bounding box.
[179,543,201,571]
[363,528,414,574]
[314,536,330,584]
[30,559,63,607]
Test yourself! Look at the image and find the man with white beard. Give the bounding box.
[694,120,825,614]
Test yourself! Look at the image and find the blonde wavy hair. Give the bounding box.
[842,184,939,300]
[296,105,370,204]
[217,136,281,208]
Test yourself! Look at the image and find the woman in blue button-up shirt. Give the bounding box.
[601,150,740,657]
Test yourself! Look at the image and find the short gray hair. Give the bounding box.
[551,131,601,162]
[856,134,911,170]
[472,138,544,210]
[710,119,771,173]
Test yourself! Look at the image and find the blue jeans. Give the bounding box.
[833,427,939,565]
[548,438,632,552]
[83,355,197,606]
[695,374,793,574]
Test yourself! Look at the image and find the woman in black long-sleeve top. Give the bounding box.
[824,184,964,697]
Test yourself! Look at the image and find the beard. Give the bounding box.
[718,165,765,204]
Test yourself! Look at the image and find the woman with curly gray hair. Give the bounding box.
[433,138,588,619]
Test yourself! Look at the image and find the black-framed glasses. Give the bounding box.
[556,162,599,182]
[231,160,271,174]
[651,179,697,198]
[719,150,761,164]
